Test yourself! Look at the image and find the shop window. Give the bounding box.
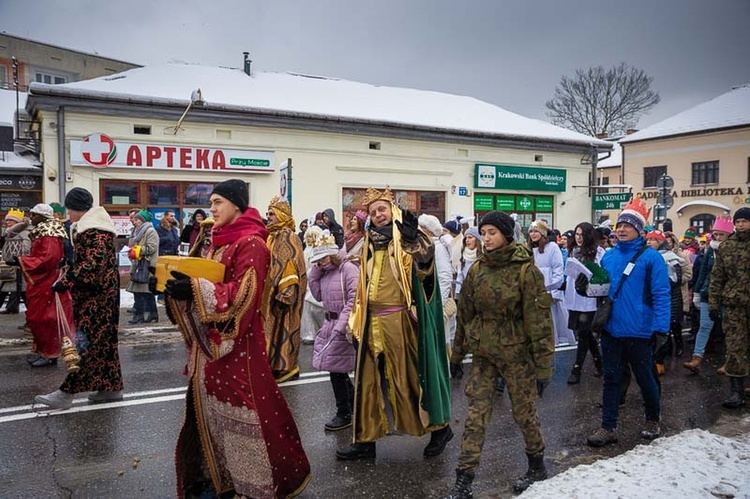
[184,183,215,205]
[690,213,716,235]
[342,187,445,223]
[643,166,667,188]
[691,160,719,186]
[149,183,179,205]
[103,182,140,205]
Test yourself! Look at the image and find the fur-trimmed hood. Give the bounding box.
[71,206,117,238]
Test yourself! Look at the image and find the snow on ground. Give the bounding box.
[119,289,134,309]
[521,428,750,498]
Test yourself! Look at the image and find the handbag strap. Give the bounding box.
[612,245,649,300]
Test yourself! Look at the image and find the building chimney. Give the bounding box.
[243,52,252,76]
[626,128,638,135]
[596,132,608,139]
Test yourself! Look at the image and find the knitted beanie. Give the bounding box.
[212,179,249,212]
[478,211,515,241]
[64,187,93,211]
[733,207,750,224]
[617,198,650,234]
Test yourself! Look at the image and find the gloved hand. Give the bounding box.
[51,280,69,293]
[692,294,701,307]
[5,256,19,267]
[449,362,464,379]
[654,332,669,352]
[165,271,193,300]
[395,209,420,244]
[575,274,590,297]
[148,267,158,295]
[709,309,721,322]
[536,379,549,398]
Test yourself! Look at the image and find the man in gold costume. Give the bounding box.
[336,186,452,460]
[263,196,307,383]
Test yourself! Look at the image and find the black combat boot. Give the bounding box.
[567,365,582,384]
[723,377,746,409]
[513,452,548,493]
[335,442,376,460]
[593,357,603,377]
[445,469,474,499]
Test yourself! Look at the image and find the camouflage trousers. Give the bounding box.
[724,306,750,378]
[457,350,544,474]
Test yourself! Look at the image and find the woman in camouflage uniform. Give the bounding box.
[447,211,555,498]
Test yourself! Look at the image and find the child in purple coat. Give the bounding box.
[308,239,360,431]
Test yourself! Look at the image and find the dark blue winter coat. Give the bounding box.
[156,224,180,256]
[600,237,671,339]
[694,247,715,302]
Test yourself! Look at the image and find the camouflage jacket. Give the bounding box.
[709,229,750,310]
[451,242,555,381]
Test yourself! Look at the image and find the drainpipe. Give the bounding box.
[57,106,66,204]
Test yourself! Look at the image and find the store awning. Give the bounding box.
[675,200,731,213]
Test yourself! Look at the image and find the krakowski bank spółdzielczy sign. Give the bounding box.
[70,133,274,173]
[475,164,566,192]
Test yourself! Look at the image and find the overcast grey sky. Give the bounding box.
[2,0,749,130]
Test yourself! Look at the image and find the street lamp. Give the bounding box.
[173,88,205,135]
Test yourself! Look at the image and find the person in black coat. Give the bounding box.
[180,209,206,250]
[156,210,181,256]
[322,208,345,248]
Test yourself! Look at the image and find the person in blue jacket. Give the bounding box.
[584,198,671,447]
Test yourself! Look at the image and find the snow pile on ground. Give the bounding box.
[119,289,134,308]
[522,429,750,498]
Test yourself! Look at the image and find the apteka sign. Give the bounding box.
[70,133,274,173]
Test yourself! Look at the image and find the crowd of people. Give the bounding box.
[1,182,748,498]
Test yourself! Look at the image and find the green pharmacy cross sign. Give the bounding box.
[593,192,632,210]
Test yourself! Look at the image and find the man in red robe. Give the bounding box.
[165,179,310,499]
[15,203,74,367]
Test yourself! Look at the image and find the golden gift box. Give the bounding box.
[154,256,226,292]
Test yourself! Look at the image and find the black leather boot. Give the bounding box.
[445,469,474,499]
[593,357,603,377]
[335,442,376,460]
[567,365,582,384]
[723,377,746,409]
[424,425,454,457]
[513,452,548,493]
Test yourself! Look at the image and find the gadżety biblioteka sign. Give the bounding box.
[474,164,566,192]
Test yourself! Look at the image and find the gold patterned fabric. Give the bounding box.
[263,226,307,382]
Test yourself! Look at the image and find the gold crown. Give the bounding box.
[311,231,337,248]
[268,195,291,215]
[362,186,394,207]
[5,208,24,220]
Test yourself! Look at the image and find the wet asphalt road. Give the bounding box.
[0,337,740,499]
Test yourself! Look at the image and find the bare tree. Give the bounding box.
[545,63,660,137]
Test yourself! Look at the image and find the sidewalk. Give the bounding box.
[0,290,181,350]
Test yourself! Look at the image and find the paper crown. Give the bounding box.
[311,230,336,248]
[5,208,24,222]
[712,216,734,234]
[362,186,394,207]
[622,197,651,221]
[268,195,292,215]
[309,230,339,262]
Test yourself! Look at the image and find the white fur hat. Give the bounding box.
[418,214,443,238]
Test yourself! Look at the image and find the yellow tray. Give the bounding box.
[154,256,225,292]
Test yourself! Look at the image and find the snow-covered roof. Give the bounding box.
[0,89,27,127]
[29,63,610,148]
[621,84,750,143]
[598,140,621,168]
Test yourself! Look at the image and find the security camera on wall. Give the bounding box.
[47,169,57,182]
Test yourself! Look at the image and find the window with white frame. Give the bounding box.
[0,66,7,89]
[34,72,67,85]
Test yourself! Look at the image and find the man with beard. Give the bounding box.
[336,186,452,461]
